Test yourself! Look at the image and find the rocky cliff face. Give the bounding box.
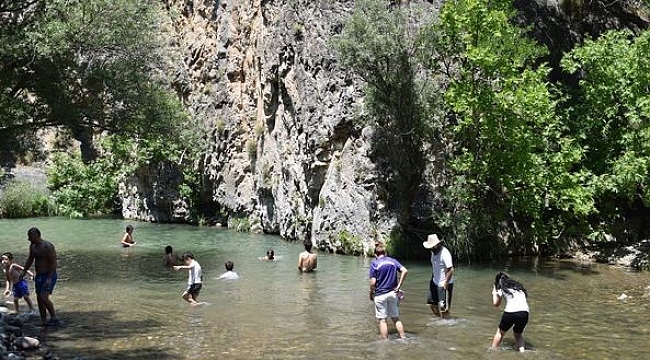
[120,0,392,254]
[119,0,648,254]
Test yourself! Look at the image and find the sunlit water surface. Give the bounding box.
[1,218,649,360]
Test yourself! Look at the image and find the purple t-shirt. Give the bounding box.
[369,256,404,296]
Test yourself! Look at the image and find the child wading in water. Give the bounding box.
[163,245,180,267]
[173,252,203,305]
[2,252,35,313]
[120,225,136,247]
[491,272,530,352]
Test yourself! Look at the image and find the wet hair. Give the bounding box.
[165,245,173,254]
[126,225,134,233]
[304,241,313,252]
[494,272,527,296]
[27,227,40,238]
[182,252,195,260]
[374,245,386,256]
[1,252,13,261]
[225,261,234,271]
[266,249,275,259]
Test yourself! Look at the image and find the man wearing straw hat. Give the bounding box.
[423,234,455,319]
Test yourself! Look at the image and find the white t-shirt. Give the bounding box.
[430,246,454,286]
[496,289,529,313]
[218,271,239,280]
[187,259,202,285]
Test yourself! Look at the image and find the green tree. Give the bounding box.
[335,0,433,222]
[561,29,650,241]
[417,0,592,258]
[0,0,179,162]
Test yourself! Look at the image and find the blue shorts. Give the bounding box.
[35,272,58,294]
[12,279,30,298]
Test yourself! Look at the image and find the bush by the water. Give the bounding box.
[0,180,54,218]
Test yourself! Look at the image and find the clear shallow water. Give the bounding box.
[0,218,649,360]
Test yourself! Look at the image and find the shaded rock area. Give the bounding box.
[515,0,650,81]
[118,161,188,223]
[0,309,57,360]
[573,240,650,270]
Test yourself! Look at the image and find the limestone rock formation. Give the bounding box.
[119,0,649,254]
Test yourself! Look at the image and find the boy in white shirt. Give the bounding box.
[173,252,202,305]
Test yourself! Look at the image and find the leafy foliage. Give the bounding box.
[335,0,434,219]
[562,30,650,200]
[47,150,123,217]
[0,0,177,161]
[47,112,206,219]
[561,29,650,241]
[338,0,621,259]
[418,0,595,258]
[0,180,54,218]
[1,0,208,219]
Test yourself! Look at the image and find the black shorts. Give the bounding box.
[499,311,529,333]
[427,278,454,308]
[186,283,202,297]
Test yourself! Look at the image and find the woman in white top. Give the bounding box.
[491,272,530,352]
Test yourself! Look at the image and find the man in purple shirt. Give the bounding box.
[369,245,408,340]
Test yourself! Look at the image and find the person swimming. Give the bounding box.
[260,249,275,260]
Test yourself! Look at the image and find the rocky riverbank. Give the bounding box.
[572,240,650,270]
[0,308,57,360]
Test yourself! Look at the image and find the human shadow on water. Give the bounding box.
[33,309,177,360]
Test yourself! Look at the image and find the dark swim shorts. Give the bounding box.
[427,278,454,309]
[12,279,30,298]
[35,272,58,294]
[186,283,202,297]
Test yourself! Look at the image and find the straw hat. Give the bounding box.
[422,234,442,249]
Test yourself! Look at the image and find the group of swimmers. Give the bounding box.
[122,225,318,306]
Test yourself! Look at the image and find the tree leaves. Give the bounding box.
[0,0,180,162]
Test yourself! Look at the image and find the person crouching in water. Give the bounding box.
[491,272,530,352]
[173,252,202,305]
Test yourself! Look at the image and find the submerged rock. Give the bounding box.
[14,336,40,350]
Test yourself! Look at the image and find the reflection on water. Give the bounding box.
[1,218,650,359]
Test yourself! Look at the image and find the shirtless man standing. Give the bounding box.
[20,227,59,326]
[298,241,317,272]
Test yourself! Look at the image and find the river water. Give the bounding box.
[0,217,648,360]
